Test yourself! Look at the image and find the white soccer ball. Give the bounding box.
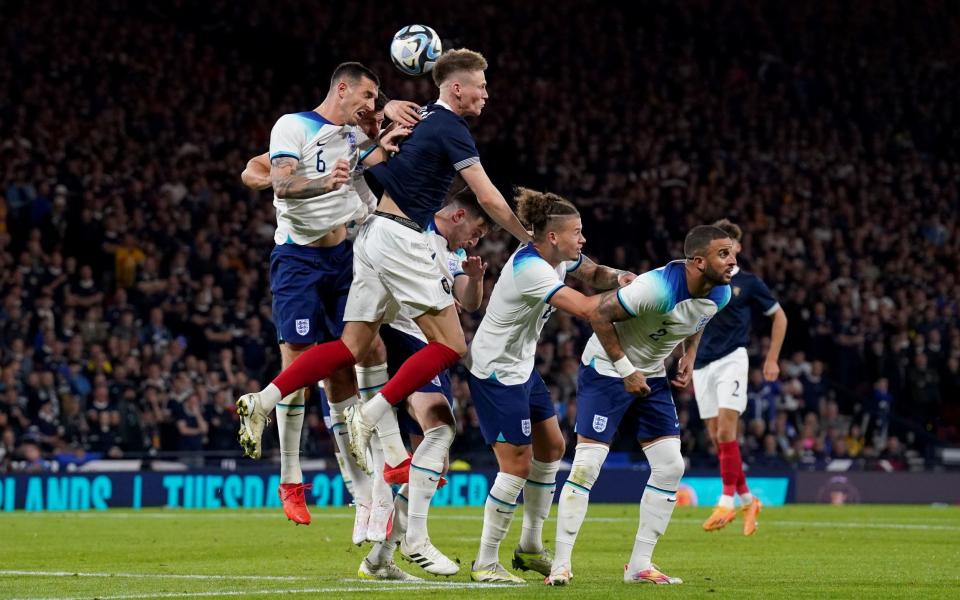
[390,25,442,76]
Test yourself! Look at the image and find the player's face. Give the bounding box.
[549,216,585,262]
[698,238,737,284]
[359,109,385,140]
[457,70,488,117]
[342,76,379,125]
[448,211,488,250]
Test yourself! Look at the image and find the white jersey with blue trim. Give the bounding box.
[268,111,373,245]
[581,260,731,378]
[386,220,466,342]
[467,243,582,385]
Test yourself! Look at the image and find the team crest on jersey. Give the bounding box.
[695,315,711,332]
[295,319,310,335]
[441,278,451,294]
[521,419,532,436]
[592,414,608,433]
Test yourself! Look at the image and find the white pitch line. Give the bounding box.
[0,570,310,581]
[6,581,523,600]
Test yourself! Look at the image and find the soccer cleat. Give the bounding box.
[741,498,762,536]
[344,404,374,474]
[512,545,553,576]
[278,483,312,525]
[367,499,394,542]
[383,456,412,485]
[623,564,683,585]
[236,393,270,459]
[352,503,371,545]
[702,505,737,531]
[400,536,460,576]
[544,566,573,586]
[358,558,423,581]
[470,561,526,584]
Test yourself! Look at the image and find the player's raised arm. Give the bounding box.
[589,289,650,395]
[459,163,532,243]
[453,254,486,312]
[241,152,272,190]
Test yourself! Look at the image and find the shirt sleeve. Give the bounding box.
[269,114,304,161]
[615,271,673,317]
[442,119,481,171]
[749,276,780,316]
[514,258,566,303]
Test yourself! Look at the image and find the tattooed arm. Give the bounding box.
[270,156,350,199]
[568,255,636,290]
[590,290,650,396]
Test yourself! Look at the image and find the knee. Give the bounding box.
[445,337,468,358]
[499,445,533,479]
[423,423,455,448]
[651,446,685,484]
[569,443,608,488]
[716,425,737,444]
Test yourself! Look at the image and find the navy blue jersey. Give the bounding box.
[368,102,480,228]
[695,267,779,367]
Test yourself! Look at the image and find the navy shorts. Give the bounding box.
[381,324,452,436]
[468,369,556,445]
[270,241,353,345]
[575,363,679,444]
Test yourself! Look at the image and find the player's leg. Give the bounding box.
[548,363,631,586]
[624,378,683,585]
[716,348,759,534]
[513,375,564,577]
[356,336,396,542]
[275,342,312,525]
[399,390,459,576]
[359,481,422,582]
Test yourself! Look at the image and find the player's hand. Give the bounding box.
[671,355,693,388]
[624,371,651,396]
[617,271,637,286]
[461,255,488,278]
[763,359,780,382]
[379,125,413,153]
[384,100,422,127]
[322,159,351,193]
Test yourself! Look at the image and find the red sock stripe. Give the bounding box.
[380,341,461,405]
[718,440,741,497]
[273,339,356,397]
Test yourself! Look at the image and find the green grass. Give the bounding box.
[1,504,959,599]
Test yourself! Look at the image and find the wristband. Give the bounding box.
[613,356,636,378]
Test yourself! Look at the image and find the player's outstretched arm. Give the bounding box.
[590,290,650,395]
[459,163,532,243]
[241,153,272,190]
[568,255,636,290]
[764,307,788,381]
[547,287,601,320]
[271,156,349,199]
[454,255,487,312]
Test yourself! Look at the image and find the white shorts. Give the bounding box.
[343,214,455,324]
[692,347,749,419]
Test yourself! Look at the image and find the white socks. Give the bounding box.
[329,396,372,506]
[627,437,684,573]
[359,361,408,468]
[259,383,283,414]
[475,472,526,569]
[360,393,392,428]
[276,389,305,484]
[553,443,609,571]
[357,364,395,506]
[367,483,409,566]
[405,424,454,546]
[519,459,559,553]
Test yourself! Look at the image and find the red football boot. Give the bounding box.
[278,483,312,525]
[383,456,412,485]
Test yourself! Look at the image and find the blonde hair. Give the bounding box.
[514,187,579,240]
[432,49,488,86]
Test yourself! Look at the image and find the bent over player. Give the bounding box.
[547,225,734,586]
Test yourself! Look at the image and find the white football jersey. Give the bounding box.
[467,244,582,385]
[581,260,731,377]
[386,220,467,342]
[268,111,373,245]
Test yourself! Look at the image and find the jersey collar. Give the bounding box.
[434,99,454,112]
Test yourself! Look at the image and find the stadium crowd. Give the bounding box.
[1,0,958,474]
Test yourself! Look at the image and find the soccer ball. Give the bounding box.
[390,25,442,76]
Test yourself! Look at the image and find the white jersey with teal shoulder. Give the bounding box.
[386,220,467,342]
[581,260,731,378]
[467,243,583,385]
[268,111,373,245]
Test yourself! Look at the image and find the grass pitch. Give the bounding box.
[1,504,958,599]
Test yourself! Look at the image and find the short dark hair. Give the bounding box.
[684,225,731,258]
[375,91,389,112]
[712,218,742,242]
[432,49,488,86]
[443,186,486,220]
[330,62,380,89]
